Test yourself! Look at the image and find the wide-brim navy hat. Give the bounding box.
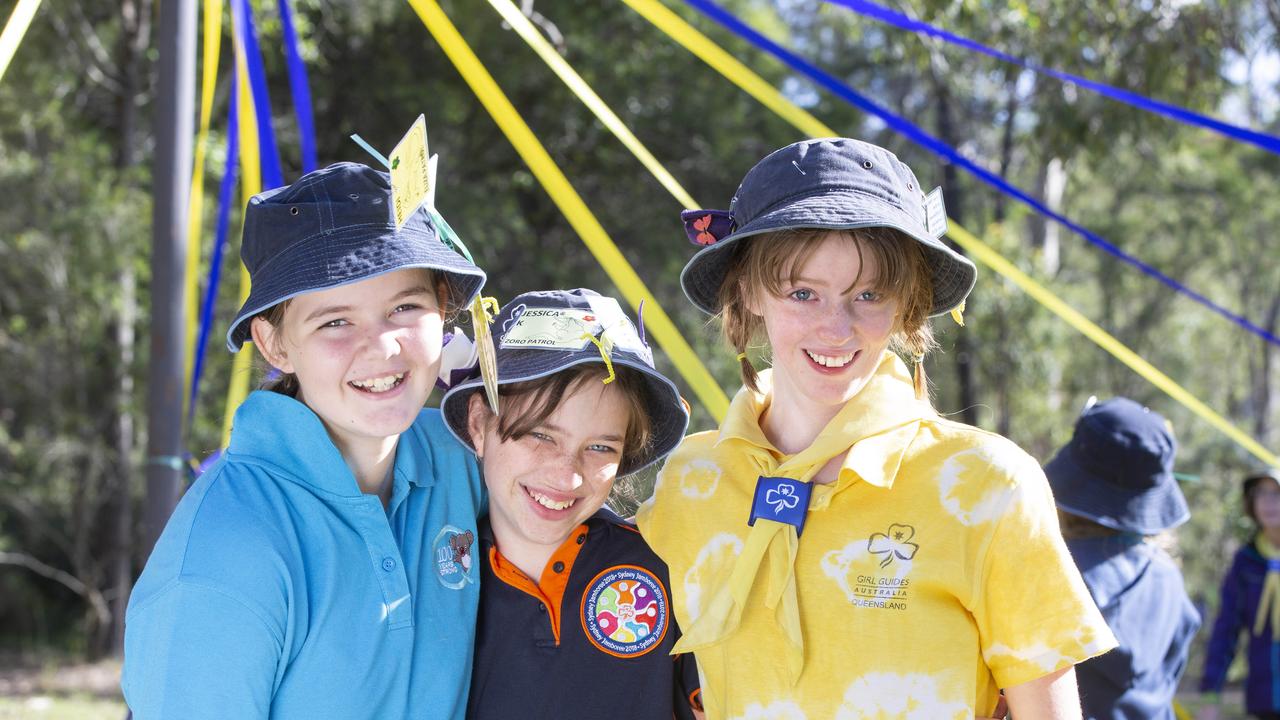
[440,289,689,476]
[225,162,486,351]
[679,138,976,317]
[1045,397,1189,534]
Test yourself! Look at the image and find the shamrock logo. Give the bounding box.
[867,523,919,568]
[765,483,801,514]
[692,215,718,246]
[500,304,527,335]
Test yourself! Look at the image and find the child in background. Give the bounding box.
[1046,397,1200,720]
[122,162,487,719]
[1201,467,1280,720]
[440,288,702,720]
[640,137,1115,719]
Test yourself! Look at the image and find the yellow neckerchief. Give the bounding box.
[1254,534,1280,639]
[672,353,935,684]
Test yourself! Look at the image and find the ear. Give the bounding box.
[465,392,492,458]
[250,316,295,373]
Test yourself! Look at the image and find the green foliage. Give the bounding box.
[1,0,1278,694]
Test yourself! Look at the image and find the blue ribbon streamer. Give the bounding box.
[824,0,1280,157]
[188,90,241,428]
[277,0,317,173]
[234,0,284,188]
[681,0,1280,348]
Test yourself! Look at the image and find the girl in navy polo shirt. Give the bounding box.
[440,288,702,720]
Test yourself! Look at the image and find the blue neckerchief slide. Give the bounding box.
[748,476,813,536]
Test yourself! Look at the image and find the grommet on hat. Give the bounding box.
[440,289,690,476]
[677,137,976,317]
[224,162,486,352]
[1045,397,1190,535]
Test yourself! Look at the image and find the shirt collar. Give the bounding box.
[715,354,935,490]
[226,390,433,498]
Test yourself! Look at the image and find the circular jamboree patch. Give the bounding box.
[580,564,669,658]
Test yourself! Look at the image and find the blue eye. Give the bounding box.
[858,290,883,302]
[321,318,348,329]
[588,443,620,455]
[789,289,814,302]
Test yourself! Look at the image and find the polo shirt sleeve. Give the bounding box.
[971,446,1117,689]
[123,578,283,719]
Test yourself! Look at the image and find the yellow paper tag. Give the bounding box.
[470,295,501,415]
[389,114,430,229]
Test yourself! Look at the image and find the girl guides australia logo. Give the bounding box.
[580,565,669,657]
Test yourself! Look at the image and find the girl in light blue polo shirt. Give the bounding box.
[123,162,487,720]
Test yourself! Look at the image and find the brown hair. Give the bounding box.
[254,269,455,397]
[478,364,653,472]
[1057,509,1122,540]
[717,227,936,392]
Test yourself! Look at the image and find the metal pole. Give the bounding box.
[143,0,196,557]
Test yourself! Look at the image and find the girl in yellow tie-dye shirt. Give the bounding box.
[638,138,1115,720]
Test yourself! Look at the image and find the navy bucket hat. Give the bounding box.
[1045,397,1190,534]
[225,161,487,351]
[678,137,976,317]
[440,289,690,476]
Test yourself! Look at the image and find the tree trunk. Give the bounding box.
[933,84,978,426]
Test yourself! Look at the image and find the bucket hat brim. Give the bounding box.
[225,223,485,351]
[679,187,976,317]
[1045,444,1190,534]
[440,353,688,477]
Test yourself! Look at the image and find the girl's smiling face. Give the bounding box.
[466,378,630,556]
[251,268,445,454]
[747,231,900,418]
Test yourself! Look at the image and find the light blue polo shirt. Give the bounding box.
[122,391,483,719]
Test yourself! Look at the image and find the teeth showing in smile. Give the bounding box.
[349,373,405,393]
[527,488,576,511]
[806,350,855,368]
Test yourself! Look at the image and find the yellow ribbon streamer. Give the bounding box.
[221,0,263,446]
[1254,534,1280,638]
[581,333,617,384]
[0,0,41,85]
[483,0,698,211]
[183,0,224,422]
[407,0,730,422]
[618,0,1278,468]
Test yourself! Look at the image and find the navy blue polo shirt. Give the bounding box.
[468,509,701,719]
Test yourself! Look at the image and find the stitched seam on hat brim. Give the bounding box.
[249,223,438,277]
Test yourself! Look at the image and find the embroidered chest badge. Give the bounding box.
[581,565,669,658]
[748,476,813,535]
[433,525,476,589]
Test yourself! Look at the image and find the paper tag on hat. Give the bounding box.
[500,298,651,364]
[923,187,948,239]
[389,115,430,229]
[470,296,501,415]
[501,308,599,351]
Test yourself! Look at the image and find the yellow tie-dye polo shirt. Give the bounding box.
[637,354,1115,720]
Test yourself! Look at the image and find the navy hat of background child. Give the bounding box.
[225,162,487,352]
[1045,397,1190,534]
[440,289,690,476]
[678,137,976,317]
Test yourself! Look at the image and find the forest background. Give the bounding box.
[0,0,1278,713]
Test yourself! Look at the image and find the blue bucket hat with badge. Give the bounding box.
[225,161,487,351]
[678,137,976,317]
[1045,397,1190,535]
[440,289,689,476]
